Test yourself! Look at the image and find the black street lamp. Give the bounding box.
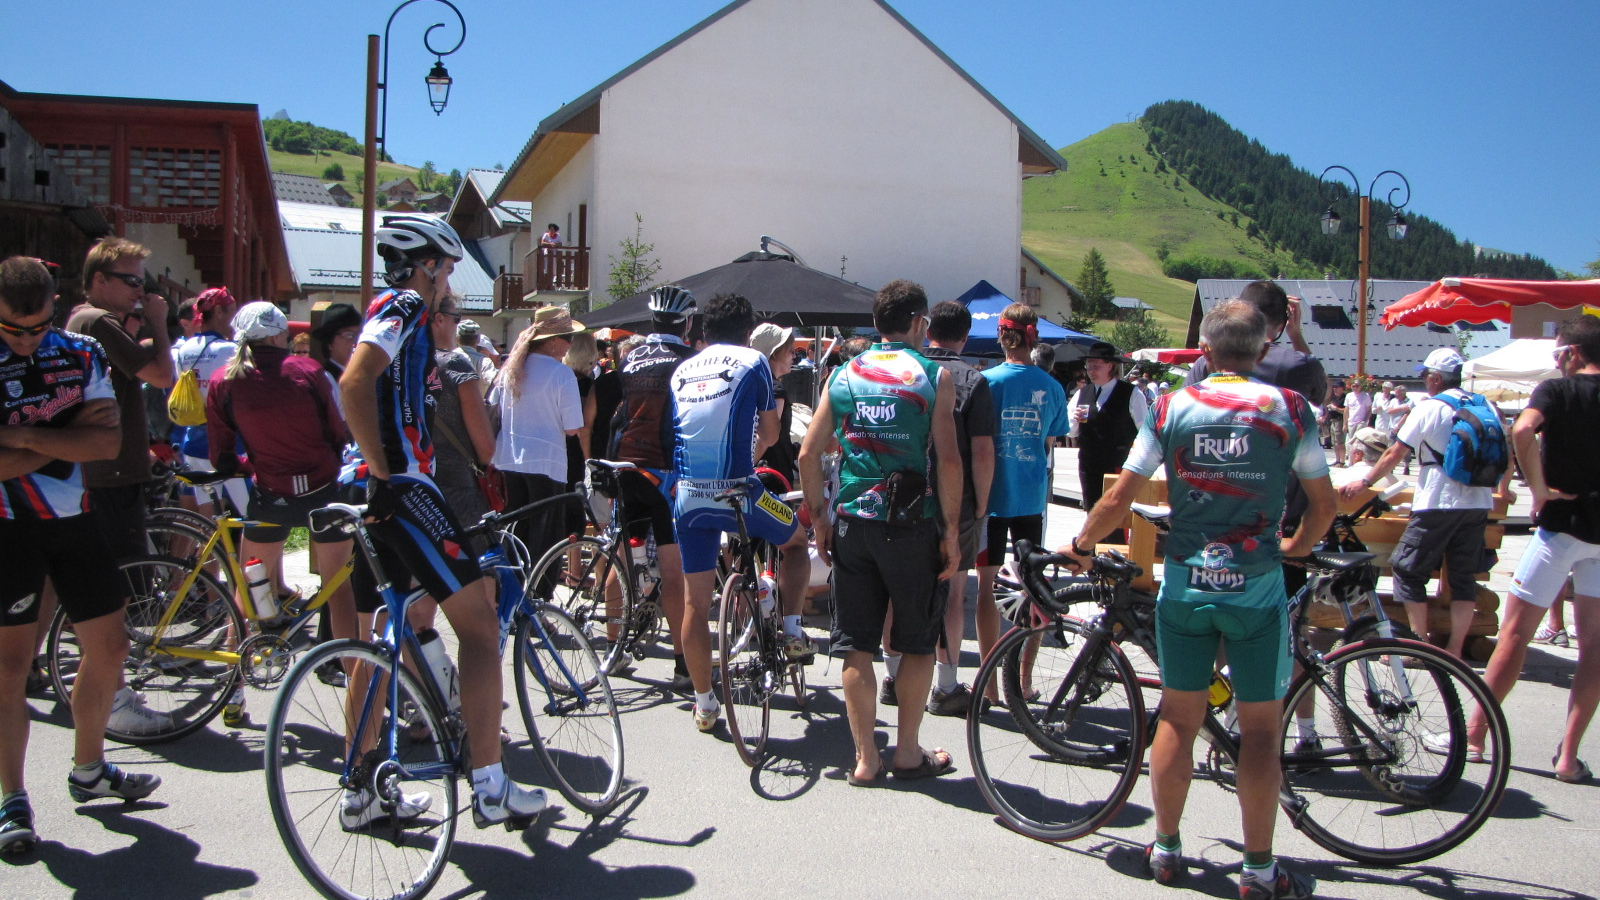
[1318,165,1411,376]
[360,0,466,307]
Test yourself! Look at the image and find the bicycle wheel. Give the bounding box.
[266,640,457,900]
[968,619,1146,842]
[47,556,243,745]
[1333,613,1420,649]
[1280,639,1510,865]
[718,572,770,766]
[528,535,635,677]
[513,605,624,814]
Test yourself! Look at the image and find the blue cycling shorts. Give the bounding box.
[674,475,799,574]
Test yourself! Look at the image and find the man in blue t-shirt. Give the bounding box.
[670,294,810,734]
[975,304,1069,690]
[1061,300,1334,900]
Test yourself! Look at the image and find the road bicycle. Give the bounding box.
[967,540,1510,866]
[44,471,358,744]
[712,481,809,766]
[264,493,624,900]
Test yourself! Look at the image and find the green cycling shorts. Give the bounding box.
[1155,562,1293,703]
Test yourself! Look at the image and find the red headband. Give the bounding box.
[998,317,1038,341]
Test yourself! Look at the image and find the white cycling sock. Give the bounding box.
[884,653,902,679]
[695,690,718,712]
[1296,715,1317,740]
[783,615,803,638]
[471,762,506,796]
[936,661,959,692]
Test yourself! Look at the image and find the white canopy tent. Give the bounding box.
[1463,338,1558,405]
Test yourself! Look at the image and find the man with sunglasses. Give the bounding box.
[1185,281,1327,408]
[65,238,175,563]
[0,257,162,854]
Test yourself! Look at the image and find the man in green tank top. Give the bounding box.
[800,279,962,785]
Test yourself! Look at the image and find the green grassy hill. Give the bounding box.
[1023,122,1310,336]
[267,147,419,206]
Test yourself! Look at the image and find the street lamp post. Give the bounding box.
[360,0,466,308]
[1318,165,1410,377]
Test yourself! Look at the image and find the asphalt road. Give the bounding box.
[6,478,1599,900]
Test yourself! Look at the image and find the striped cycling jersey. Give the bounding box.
[671,344,774,486]
[1123,373,1327,586]
[0,329,116,519]
[357,288,436,476]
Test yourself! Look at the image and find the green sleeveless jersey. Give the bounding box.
[828,342,941,520]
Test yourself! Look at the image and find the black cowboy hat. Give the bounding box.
[1081,341,1130,363]
[311,303,362,343]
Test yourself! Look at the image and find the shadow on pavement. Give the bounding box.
[25,803,258,898]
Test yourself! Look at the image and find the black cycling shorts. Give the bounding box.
[0,515,126,627]
[617,468,676,546]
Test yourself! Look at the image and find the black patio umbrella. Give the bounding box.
[580,252,877,330]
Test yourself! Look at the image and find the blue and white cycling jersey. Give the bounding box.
[671,344,774,486]
[357,288,436,476]
[670,343,789,574]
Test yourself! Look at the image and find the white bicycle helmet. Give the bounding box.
[648,285,697,322]
[377,213,465,286]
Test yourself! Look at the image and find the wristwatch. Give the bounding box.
[1070,537,1092,556]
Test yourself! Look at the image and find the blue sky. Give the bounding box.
[9,0,1599,272]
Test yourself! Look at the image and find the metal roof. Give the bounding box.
[491,0,1067,206]
[460,168,531,230]
[1192,279,1513,380]
[279,215,497,314]
[271,172,338,206]
[1113,296,1152,311]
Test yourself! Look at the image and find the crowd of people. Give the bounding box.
[2,220,1596,898]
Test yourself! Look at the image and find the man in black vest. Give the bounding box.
[1070,342,1146,527]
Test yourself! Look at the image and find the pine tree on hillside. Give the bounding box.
[1077,248,1116,319]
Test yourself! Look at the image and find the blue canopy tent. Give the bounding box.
[954,280,1098,357]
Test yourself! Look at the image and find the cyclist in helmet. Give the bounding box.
[608,285,698,688]
[340,213,548,829]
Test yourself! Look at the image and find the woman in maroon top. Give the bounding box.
[207,303,357,641]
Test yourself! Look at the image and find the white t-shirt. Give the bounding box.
[1394,389,1495,512]
[489,353,584,480]
[1344,390,1372,429]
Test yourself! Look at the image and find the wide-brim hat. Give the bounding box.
[750,322,795,358]
[1352,426,1392,453]
[311,303,362,343]
[528,305,587,340]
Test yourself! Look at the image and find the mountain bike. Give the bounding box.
[264,494,623,900]
[967,540,1510,866]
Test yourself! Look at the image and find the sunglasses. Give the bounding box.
[104,272,145,289]
[437,310,463,323]
[0,313,54,337]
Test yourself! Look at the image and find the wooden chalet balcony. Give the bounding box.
[503,246,590,310]
[494,273,523,310]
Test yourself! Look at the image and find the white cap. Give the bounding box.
[232,301,289,342]
[1415,347,1465,373]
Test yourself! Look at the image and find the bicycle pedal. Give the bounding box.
[504,815,533,832]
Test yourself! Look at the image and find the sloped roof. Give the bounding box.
[377,177,415,192]
[1021,247,1080,300]
[491,0,1066,206]
[272,171,338,206]
[451,168,532,230]
[1191,279,1513,380]
[278,201,497,313]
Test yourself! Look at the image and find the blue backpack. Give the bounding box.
[1430,391,1508,488]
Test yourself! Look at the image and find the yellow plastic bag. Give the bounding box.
[167,368,207,426]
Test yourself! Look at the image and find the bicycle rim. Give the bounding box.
[718,573,769,766]
[48,556,243,745]
[514,606,625,814]
[1282,638,1509,865]
[968,620,1145,842]
[265,640,457,900]
[528,535,634,677]
[144,516,233,588]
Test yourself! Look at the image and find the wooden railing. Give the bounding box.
[494,273,524,310]
[523,246,589,294]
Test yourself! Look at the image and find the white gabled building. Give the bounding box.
[489,0,1065,314]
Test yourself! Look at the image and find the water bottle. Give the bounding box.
[416,628,461,713]
[629,536,649,569]
[244,558,277,619]
[756,573,778,617]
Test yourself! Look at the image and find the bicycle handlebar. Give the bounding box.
[466,492,583,538]
[1015,539,1144,617]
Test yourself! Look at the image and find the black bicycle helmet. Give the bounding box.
[376,213,466,286]
[648,285,697,322]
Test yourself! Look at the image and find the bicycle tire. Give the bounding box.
[718,572,769,766]
[147,504,218,538]
[1280,638,1509,865]
[527,535,636,677]
[513,605,625,815]
[265,640,457,900]
[47,556,243,745]
[968,619,1146,842]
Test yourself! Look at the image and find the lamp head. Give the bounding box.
[426,61,452,115]
[1386,212,1408,241]
[1320,207,1342,236]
